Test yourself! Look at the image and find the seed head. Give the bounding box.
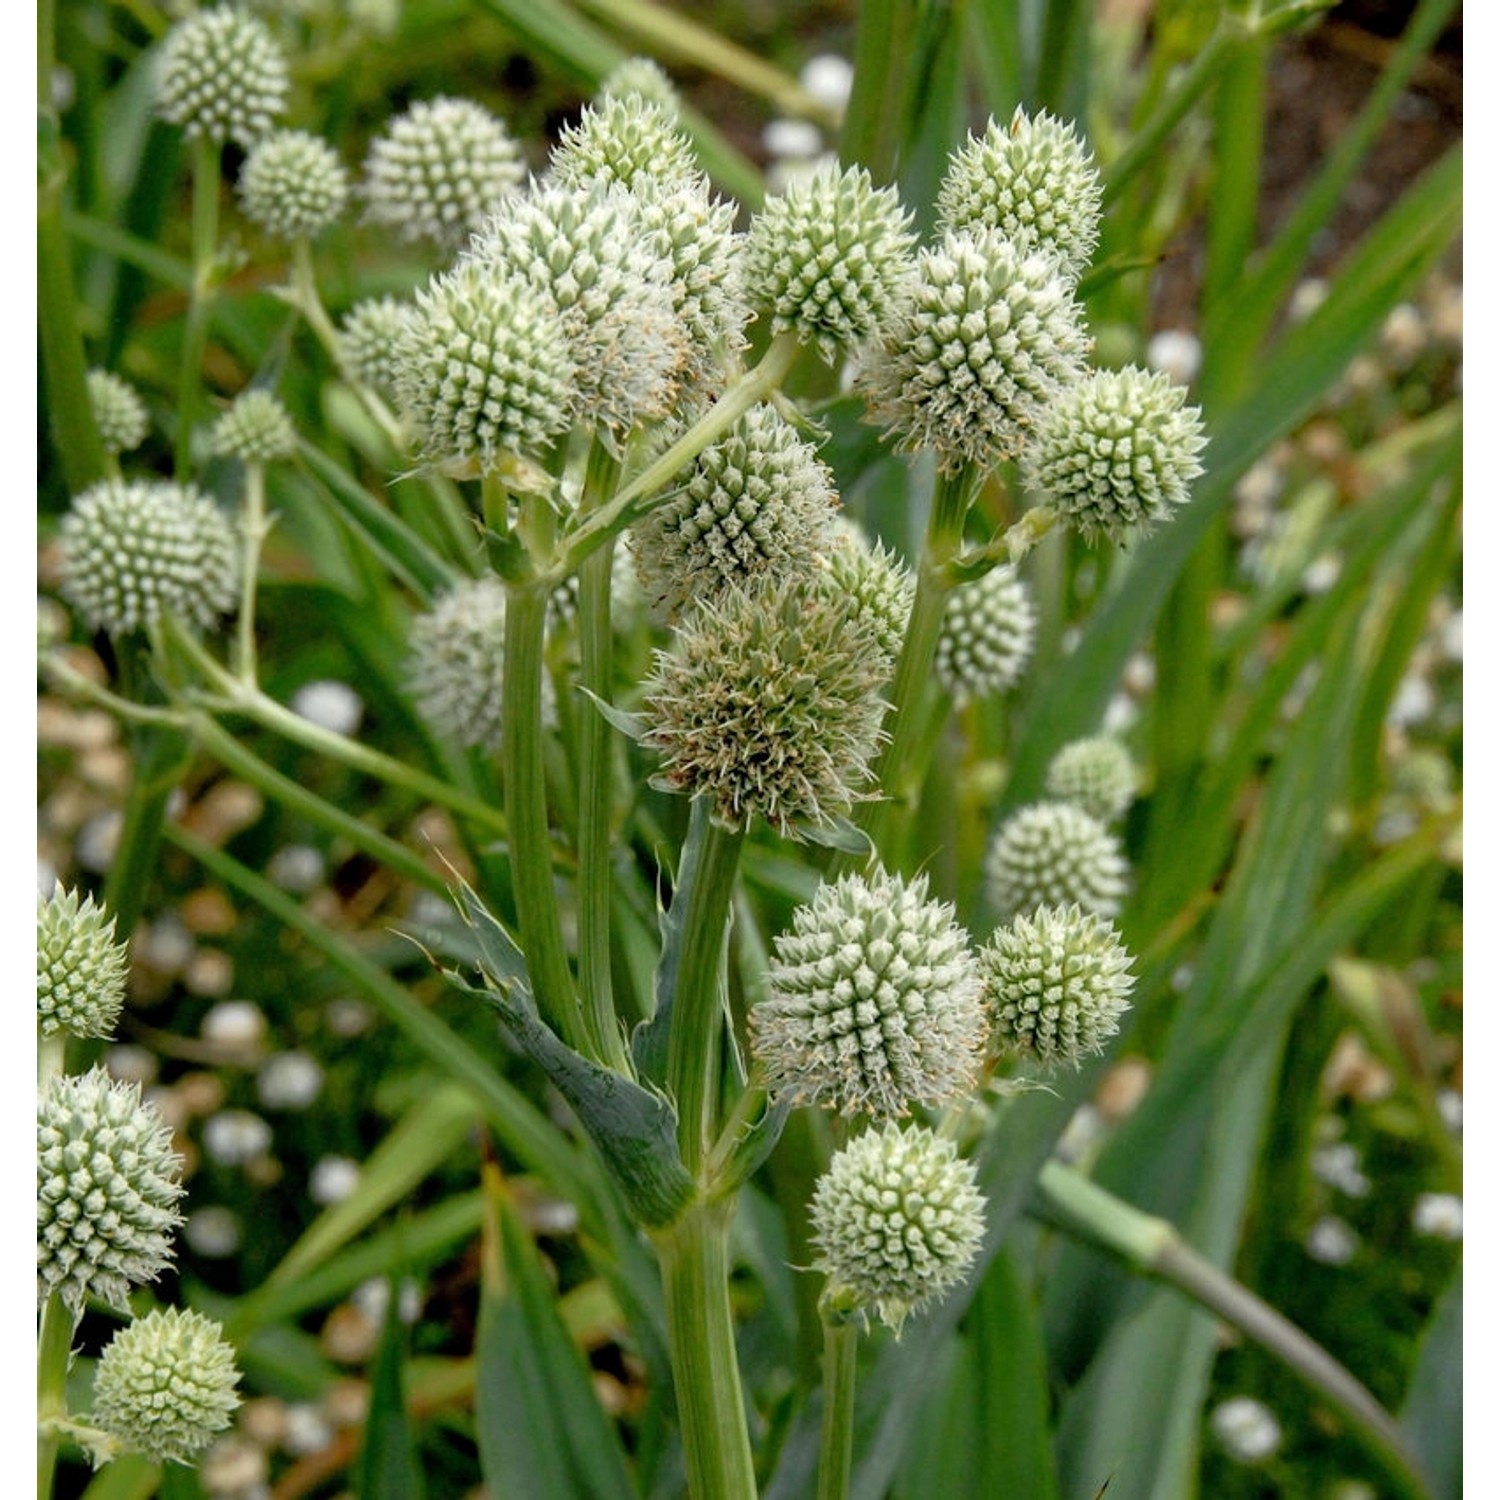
[937,108,1102,282]
[858,228,1089,475]
[642,572,889,836]
[1023,366,1206,543]
[239,128,349,240]
[1045,736,1136,824]
[155,6,289,147]
[93,1308,241,1463]
[550,94,701,194]
[630,403,840,620]
[598,56,682,118]
[822,523,914,666]
[752,869,986,1118]
[934,565,1036,702]
[37,1068,185,1313]
[339,296,414,400]
[744,161,916,365]
[60,479,239,637]
[393,259,576,474]
[985,801,1129,920]
[980,904,1134,1067]
[811,1121,985,1335]
[210,388,297,464]
[38,885,129,1040]
[86,369,149,456]
[363,97,526,252]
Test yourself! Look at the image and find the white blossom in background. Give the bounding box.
[283,1404,335,1456]
[800,54,853,113]
[325,997,374,1037]
[1305,1215,1360,1265]
[202,1109,274,1165]
[1411,1193,1462,1241]
[267,843,326,893]
[257,1051,324,1110]
[1211,1396,1282,1463]
[310,1155,361,1205]
[1145,328,1202,386]
[184,1205,244,1258]
[201,999,268,1050]
[1311,1141,1371,1198]
[291,679,364,736]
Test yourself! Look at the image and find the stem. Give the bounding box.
[37,1294,73,1500]
[655,1201,758,1500]
[817,1313,859,1500]
[174,134,220,478]
[102,720,194,941]
[38,1032,68,1088]
[236,462,269,685]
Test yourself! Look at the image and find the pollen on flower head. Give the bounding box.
[38,885,130,1039]
[155,6,289,148]
[239,128,350,240]
[985,801,1129,920]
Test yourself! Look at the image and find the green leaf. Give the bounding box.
[356,1291,426,1500]
[1400,1272,1462,1500]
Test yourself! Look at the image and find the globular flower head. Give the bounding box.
[1045,736,1136,824]
[37,1067,185,1312]
[985,801,1129,920]
[239,128,350,240]
[86,369,149,456]
[630,403,839,620]
[393,259,576,474]
[339,296,414,401]
[549,94,701,194]
[822,523,914,667]
[810,1121,985,1335]
[598,56,682,118]
[858,228,1089,475]
[744,161,916,365]
[468,181,685,437]
[937,108,1103,282]
[38,885,129,1039]
[363,97,526,252]
[155,6,289,147]
[60,479,239,637]
[752,869,986,1118]
[93,1308,241,1462]
[642,571,888,836]
[934,565,1036,702]
[979,904,1134,1067]
[210,388,297,463]
[1023,366,1206,543]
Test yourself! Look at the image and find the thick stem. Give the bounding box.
[37,1294,73,1500]
[817,1313,859,1500]
[655,1201,759,1500]
[174,134,221,478]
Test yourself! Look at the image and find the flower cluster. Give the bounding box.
[985,801,1129,920]
[155,6,288,147]
[38,886,129,1040]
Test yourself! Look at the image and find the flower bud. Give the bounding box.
[549,94,700,194]
[155,6,289,147]
[934,565,1036,701]
[752,869,986,1118]
[210,388,297,464]
[86,369,149,456]
[1045,735,1136,824]
[980,904,1134,1067]
[811,1121,985,1335]
[38,885,129,1040]
[339,296,414,400]
[985,801,1129,920]
[37,1068,185,1312]
[239,128,349,240]
[93,1307,241,1462]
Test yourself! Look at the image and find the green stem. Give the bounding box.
[102,720,193,940]
[37,1294,73,1500]
[236,462,269,685]
[655,1201,758,1500]
[37,1032,68,1087]
[174,134,221,478]
[817,1312,859,1500]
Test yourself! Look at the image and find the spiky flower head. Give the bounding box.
[979,904,1134,1067]
[468,181,684,437]
[362,97,526,252]
[210,388,297,463]
[1023,366,1206,543]
[38,885,129,1039]
[393,259,575,474]
[934,565,1036,702]
[744,161,916,365]
[1046,736,1135,824]
[550,94,700,194]
[93,1308,241,1463]
[155,6,289,147]
[339,296,414,401]
[60,479,239,637]
[822,524,914,666]
[630,403,839,620]
[642,571,888,836]
[937,108,1103,282]
[86,369,149,456]
[752,869,986,1118]
[238,128,349,240]
[985,801,1129,920]
[37,1068,185,1312]
[811,1121,985,1335]
[858,228,1090,475]
[598,56,682,118]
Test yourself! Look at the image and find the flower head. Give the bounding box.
[239,128,349,240]
[822,523,914,666]
[1023,366,1206,543]
[985,801,1129,920]
[339,296,414,400]
[811,1121,985,1334]
[86,369,149,456]
[94,1308,241,1462]
[37,1068,185,1312]
[598,56,682,118]
[858,228,1089,474]
[642,571,888,836]
[744,161,916,364]
[155,6,289,146]
[937,108,1102,281]
[363,97,526,252]
[1045,736,1136,824]
[752,869,986,1118]
[980,905,1134,1067]
[209,388,297,463]
[38,885,129,1039]
[60,479,238,636]
[549,94,700,194]
[934,565,1036,701]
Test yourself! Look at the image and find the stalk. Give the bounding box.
[235,462,269,685]
[37,1294,73,1500]
[174,134,221,478]
[816,1311,859,1500]
[655,1201,759,1500]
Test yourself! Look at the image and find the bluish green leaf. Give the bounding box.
[356,1293,426,1500]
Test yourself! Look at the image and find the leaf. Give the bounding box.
[1399,1271,1462,1500]
[356,1291,426,1500]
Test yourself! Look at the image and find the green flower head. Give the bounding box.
[985,801,1129,921]
[38,885,129,1040]
[155,6,289,147]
